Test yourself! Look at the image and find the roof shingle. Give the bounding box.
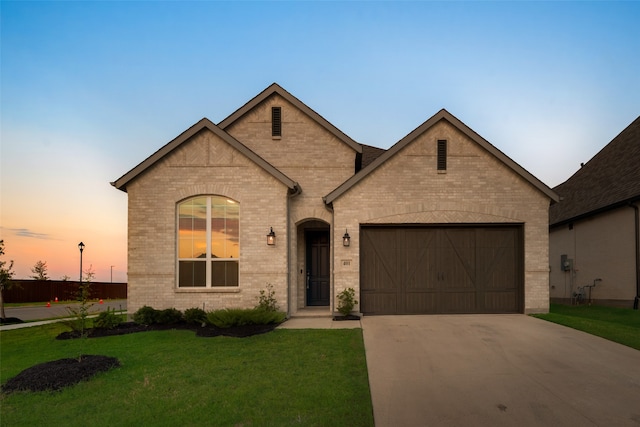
[550,116,640,226]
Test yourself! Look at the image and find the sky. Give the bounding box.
[1,1,639,282]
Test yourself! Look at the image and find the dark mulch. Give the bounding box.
[1,355,120,394]
[55,321,280,340]
[333,315,361,321]
[0,317,24,325]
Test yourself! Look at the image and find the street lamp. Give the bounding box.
[78,242,85,284]
[111,265,115,283]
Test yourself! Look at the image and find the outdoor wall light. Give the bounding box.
[267,227,276,246]
[343,229,351,247]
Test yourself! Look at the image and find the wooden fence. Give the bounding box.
[3,280,127,303]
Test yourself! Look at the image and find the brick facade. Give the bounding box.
[115,84,555,315]
[331,121,552,314]
[125,129,291,313]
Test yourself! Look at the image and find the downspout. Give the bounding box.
[631,202,640,310]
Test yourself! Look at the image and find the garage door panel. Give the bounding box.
[481,291,518,313]
[439,230,476,291]
[361,225,523,315]
[361,229,398,291]
[477,228,518,294]
[361,291,397,315]
[405,229,438,290]
[437,292,476,314]
[404,292,437,313]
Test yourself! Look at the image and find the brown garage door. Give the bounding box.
[360,225,523,315]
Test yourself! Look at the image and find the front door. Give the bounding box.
[306,230,330,306]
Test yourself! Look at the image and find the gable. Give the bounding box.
[111,118,299,194]
[218,86,362,197]
[222,93,358,170]
[325,109,559,205]
[219,83,362,154]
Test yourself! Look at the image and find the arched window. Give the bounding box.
[178,196,239,287]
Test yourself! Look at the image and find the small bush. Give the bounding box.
[93,309,123,330]
[337,288,358,316]
[133,306,159,325]
[256,283,279,312]
[207,308,286,329]
[184,307,207,325]
[156,308,183,324]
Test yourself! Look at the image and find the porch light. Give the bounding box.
[267,227,276,246]
[343,229,351,247]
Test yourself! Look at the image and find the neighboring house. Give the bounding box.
[113,83,558,316]
[549,116,640,308]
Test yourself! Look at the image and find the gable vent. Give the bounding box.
[437,139,447,171]
[272,107,282,137]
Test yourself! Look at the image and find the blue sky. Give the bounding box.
[1,1,639,281]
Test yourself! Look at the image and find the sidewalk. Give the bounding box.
[1,299,127,331]
[278,317,361,329]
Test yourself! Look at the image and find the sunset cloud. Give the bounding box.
[7,228,52,240]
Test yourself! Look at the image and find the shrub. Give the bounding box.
[207,308,286,329]
[337,288,358,316]
[184,307,207,325]
[256,283,279,312]
[93,308,123,330]
[133,306,159,325]
[156,308,183,324]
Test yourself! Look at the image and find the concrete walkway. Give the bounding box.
[362,314,640,427]
[278,316,361,329]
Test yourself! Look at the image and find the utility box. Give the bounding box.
[561,254,573,272]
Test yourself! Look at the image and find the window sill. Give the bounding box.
[272,135,282,140]
[175,288,241,293]
[437,170,447,174]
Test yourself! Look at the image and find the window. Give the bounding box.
[271,106,282,137]
[437,139,447,171]
[178,196,239,287]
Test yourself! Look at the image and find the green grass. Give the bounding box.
[532,304,640,350]
[1,324,374,426]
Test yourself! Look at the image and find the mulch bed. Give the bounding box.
[3,321,280,395]
[1,355,120,394]
[333,315,361,321]
[55,321,279,340]
[0,317,24,326]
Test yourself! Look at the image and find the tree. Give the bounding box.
[0,240,16,319]
[31,260,49,280]
[65,265,96,350]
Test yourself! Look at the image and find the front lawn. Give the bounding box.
[1,323,374,426]
[532,304,640,350]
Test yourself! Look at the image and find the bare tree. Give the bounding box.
[0,240,16,319]
[31,260,49,281]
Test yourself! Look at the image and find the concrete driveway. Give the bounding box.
[362,315,640,427]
